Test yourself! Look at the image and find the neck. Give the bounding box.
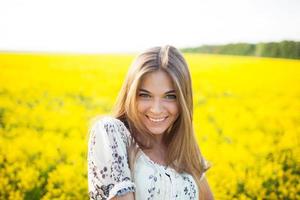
[152,134,165,147]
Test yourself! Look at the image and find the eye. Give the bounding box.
[165,94,177,100]
[138,93,151,98]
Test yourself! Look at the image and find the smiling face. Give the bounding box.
[137,70,180,137]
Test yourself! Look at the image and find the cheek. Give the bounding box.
[166,102,179,115]
[137,100,149,113]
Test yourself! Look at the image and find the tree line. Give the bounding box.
[181,40,300,59]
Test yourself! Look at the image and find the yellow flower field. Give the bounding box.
[0,53,299,200]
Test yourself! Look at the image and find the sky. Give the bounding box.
[0,0,299,53]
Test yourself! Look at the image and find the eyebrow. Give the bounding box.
[139,89,176,94]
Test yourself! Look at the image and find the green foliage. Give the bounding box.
[182,41,300,59]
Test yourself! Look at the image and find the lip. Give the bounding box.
[146,115,168,122]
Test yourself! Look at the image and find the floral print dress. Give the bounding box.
[87,117,206,200]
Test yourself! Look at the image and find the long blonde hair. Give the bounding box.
[112,45,210,196]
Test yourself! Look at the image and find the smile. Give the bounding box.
[147,116,168,122]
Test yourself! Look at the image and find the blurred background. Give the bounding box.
[0,0,300,199]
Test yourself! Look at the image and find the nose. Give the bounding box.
[149,98,163,114]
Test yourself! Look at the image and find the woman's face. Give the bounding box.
[137,70,179,136]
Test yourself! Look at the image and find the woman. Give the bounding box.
[88,45,214,200]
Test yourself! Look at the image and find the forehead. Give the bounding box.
[139,70,175,92]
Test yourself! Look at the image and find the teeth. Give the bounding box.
[148,117,166,122]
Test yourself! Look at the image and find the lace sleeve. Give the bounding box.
[87,117,135,200]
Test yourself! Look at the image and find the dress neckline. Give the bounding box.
[139,149,169,169]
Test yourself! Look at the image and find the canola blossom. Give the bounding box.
[0,53,299,199]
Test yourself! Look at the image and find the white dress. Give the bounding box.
[87,116,205,200]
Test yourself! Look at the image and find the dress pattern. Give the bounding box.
[87,116,205,200]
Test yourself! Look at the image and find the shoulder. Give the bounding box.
[89,116,127,131]
[90,115,122,125]
[89,116,126,132]
[89,115,132,144]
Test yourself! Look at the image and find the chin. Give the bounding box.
[147,128,167,135]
